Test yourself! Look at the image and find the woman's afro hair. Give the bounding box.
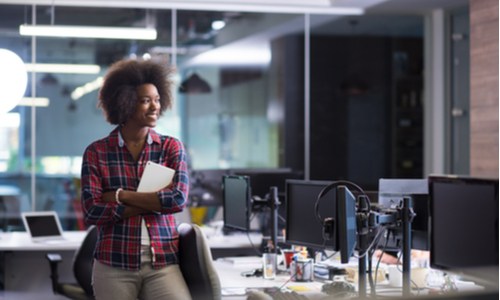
[98,59,175,125]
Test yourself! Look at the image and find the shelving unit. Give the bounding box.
[391,39,424,178]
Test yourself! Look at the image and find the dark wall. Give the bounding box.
[309,35,391,189]
[273,34,423,191]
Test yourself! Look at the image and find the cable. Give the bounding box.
[246,212,262,256]
[368,251,375,295]
[367,227,390,297]
[313,180,369,251]
[374,230,390,287]
[246,230,262,256]
[355,225,388,259]
[314,180,367,225]
[394,252,421,296]
[368,228,390,298]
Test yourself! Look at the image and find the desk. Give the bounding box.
[0,230,260,299]
[0,231,261,252]
[214,255,492,300]
[0,231,86,251]
[215,258,324,299]
[0,231,86,299]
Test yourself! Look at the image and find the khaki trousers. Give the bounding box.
[92,246,192,300]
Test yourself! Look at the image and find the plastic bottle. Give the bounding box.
[262,247,277,279]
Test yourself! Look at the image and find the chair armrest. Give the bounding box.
[45,253,63,294]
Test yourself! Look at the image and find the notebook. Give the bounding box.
[137,161,175,192]
[21,211,67,244]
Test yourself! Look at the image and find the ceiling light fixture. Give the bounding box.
[71,77,104,101]
[145,3,364,15]
[40,73,59,85]
[185,42,271,67]
[19,97,50,107]
[19,25,157,40]
[179,73,211,94]
[0,49,27,114]
[211,20,226,31]
[25,63,101,74]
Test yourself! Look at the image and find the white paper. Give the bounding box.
[137,161,175,192]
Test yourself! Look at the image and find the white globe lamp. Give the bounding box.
[0,49,27,114]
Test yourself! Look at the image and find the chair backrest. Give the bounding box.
[72,225,98,296]
[178,223,221,300]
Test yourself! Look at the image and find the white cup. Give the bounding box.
[387,265,429,289]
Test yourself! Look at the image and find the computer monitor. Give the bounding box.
[232,168,303,235]
[232,168,303,200]
[189,169,228,206]
[429,175,498,286]
[377,178,429,251]
[337,185,358,264]
[222,175,251,232]
[285,179,336,251]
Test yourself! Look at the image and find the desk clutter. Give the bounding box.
[215,175,498,299]
[216,247,490,300]
[247,288,308,300]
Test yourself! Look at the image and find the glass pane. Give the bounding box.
[0,5,181,230]
[177,11,302,170]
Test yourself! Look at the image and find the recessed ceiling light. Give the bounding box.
[20,25,157,40]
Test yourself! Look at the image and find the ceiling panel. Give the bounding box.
[0,0,468,92]
[0,0,386,14]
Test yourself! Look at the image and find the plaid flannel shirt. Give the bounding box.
[81,126,189,271]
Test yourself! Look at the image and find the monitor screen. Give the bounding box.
[222,175,251,231]
[429,175,498,284]
[22,212,63,238]
[337,185,357,264]
[285,179,336,251]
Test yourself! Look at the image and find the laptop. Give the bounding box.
[21,211,67,244]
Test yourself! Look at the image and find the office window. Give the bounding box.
[0,2,469,229]
[0,5,296,229]
[0,113,20,172]
[178,12,295,169]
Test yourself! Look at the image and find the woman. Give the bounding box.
[81,59,191,300]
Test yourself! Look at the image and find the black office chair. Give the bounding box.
[46,225,97,300]
[178,222,222,300]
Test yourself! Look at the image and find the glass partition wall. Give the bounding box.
[0,4,430,230]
